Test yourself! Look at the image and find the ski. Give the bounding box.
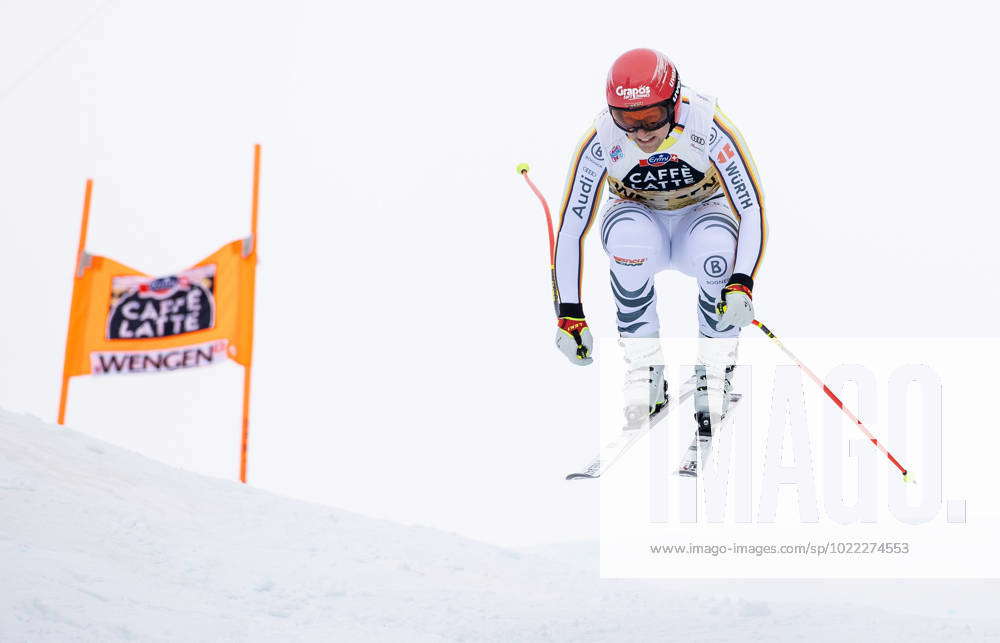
[676,393,742,477]
[566,375,699,480]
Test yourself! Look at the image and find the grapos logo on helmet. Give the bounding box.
[615,85,651,101]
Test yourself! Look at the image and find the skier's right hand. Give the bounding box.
[555,316,593,366]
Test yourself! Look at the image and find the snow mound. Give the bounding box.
[0,409,995,642]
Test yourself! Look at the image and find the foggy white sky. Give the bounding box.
[1,0,998,547]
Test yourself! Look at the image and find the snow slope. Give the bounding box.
[1,409,996,642]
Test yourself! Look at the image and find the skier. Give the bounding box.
[552,48,767,434]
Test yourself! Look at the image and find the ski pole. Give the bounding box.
[516,163,559,315]
[749,318,913,483]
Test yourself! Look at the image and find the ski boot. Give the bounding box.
[693,337,738,437]
[620,337,668,427]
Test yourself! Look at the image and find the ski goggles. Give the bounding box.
[609,100,674,133]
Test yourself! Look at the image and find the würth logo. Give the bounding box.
[716,143,735,164]
[616,85,651,101]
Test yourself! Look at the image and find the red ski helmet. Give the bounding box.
[606,48,682,132]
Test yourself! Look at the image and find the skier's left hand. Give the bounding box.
[716,274,755,329]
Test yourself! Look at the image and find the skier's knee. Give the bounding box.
[686,213,738,254]
[602,207,663,264]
